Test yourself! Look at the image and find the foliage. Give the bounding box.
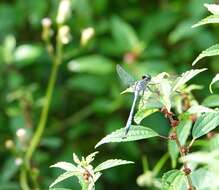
[1,0,219,190]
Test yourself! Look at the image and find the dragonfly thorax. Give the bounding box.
[135,77,150,92]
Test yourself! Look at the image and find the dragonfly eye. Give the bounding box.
[142,74,151,81]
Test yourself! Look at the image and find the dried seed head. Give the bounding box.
[183,167,191,175]
[171,120,179,128]
[169,133,177,140]
[181,146,189,154]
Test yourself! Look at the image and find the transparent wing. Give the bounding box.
[116,64,135,87]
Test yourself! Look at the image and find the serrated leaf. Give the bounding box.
[68,55,114,75]
[134,108,158,124]
[192,15,219,28]
[172,69,207,91]
[85,151,99,164]
[209,73,219,93]
[191,168,218,189]
[158,79,172,111]
[50,162,77,172]
[162,170,184,190]
[168,120,192,168]
[49,171,80,188]
[94,159,134,172]
[187,105,215,114]
[192,44,219,66]
[192,111,219,139]
[204,4,219,15]
[202,95,219,107]
[95,125,159,148]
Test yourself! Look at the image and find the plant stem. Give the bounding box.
[173,127,195,190]
[20,165,30,190]
[161,108,195,190]
[20,25,63,190]
[26,60,59,161]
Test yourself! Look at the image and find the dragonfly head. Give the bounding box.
[142,74,151,82]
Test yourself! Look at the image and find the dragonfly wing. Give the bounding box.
[116,64,135,87]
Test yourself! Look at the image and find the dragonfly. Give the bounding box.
[116,64,152,135]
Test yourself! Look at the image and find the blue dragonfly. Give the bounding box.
[116,64,152,135]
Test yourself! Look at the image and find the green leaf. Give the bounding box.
[14,44,43,67]
[204,4,219,15]
[187,105,215,114]
[172,69,207,91]
[192,111,219,139]
[94,159,134,172]
[49,171,79,188]
[111,16,143,54]
[162,170,184,190]
[192,15,219,28]
[202,94,219,107]
[68,55,114,75]
[191,168,217,189]
[0,157,18,182]
[192,44,219,66]
[85,151,99,164]
[50,162,77,172]
[209,73,219,93]
[158,78,172,111]
[168,120,192,168]
[95,125,159,148]
[49,188,72,190]
[134,109,158,124]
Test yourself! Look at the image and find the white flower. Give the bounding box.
[58,25,71,44]
[5,139,14,149]
[41,18,52,28]
[16,128,26,140]
[15,158,23,166]
[81,27,95,46]
[204,4,219,15]
[56,0,72,24]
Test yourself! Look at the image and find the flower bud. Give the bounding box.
[15,157,23,166]
[56,0,71,24]
[41,18,53,41]
[42,18,52,28]
[5,139,14,149]
[58,25,71,44]
[16,128,27,142]
[81,27,95,46]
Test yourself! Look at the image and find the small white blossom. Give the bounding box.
[16,128,26,140]
[42,18,52,28]
[56,0,71,24]
[5,139,14,149]
[15,158,23,166]
[58,25,71,44]
[81,27,95,46]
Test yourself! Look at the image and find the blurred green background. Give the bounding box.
[0,0,219,189]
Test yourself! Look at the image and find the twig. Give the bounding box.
[161,107,196,190]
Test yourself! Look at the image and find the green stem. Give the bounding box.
[20,25,63,190]
[26,61,59,161]
[20,165,30,190]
